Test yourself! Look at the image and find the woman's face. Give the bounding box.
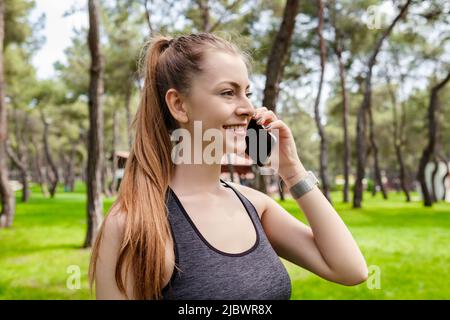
[182,50,255,158]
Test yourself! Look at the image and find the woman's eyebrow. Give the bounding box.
[216,80,250,89]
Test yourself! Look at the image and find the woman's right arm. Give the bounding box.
[94,210,135,299]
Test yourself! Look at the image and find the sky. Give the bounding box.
[31,0,87,79]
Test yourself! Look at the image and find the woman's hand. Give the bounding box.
[251,107,307,185]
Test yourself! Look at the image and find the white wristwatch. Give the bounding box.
[288,170,320,199]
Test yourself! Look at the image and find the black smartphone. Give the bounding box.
[245,118,278,167]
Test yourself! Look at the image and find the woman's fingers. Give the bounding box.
[252,106,269,120]
[255,109,277,126]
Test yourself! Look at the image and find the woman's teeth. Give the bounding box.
[223,125,247,136]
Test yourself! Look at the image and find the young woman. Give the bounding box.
[89,32,368,300]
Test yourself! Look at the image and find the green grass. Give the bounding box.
[0,183,449,299]
[0,183,113,299]
[279,191,450,299]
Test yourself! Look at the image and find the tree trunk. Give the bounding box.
[143,0,154,36]
[395,141,411,202]
[10,110,31,202]
[21,169,29,202]
[81,161,87,184]
[69,170,76,192]
[440,155,449,201]
[6,144,30,202]
[124,81,132,150]
[31,136,50,197]
[101,159,111,198]
[84,0,104,248]
[431,157,439,203]
[19,115,30,202]
[109,109,119,194]
[329,1,351,203]
[40,110,59,198]
[0,0,15,228]
[367,106,388,199]
[196,0,211,32]
[262,0,299,194]
[417,70,450,207]
[313,0,332,204]
[262,0,299,112]
[385,65,410,202]
[353,0,411,208]
[335,43,350,203]
[62,144,77,192]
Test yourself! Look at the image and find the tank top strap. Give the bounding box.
[219,178,261,222]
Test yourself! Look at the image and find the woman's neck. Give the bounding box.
[170,163,225,197]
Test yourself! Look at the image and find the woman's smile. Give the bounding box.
[223,125,247,137]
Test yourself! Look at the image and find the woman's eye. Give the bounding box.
[221,91,253,98]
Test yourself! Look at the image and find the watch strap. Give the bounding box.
[288,170,319,199]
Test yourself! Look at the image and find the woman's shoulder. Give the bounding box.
[94,205,134,299]
[224,181,269,219]
[101,204,127,244]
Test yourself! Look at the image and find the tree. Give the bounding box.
[353,0,412,208]
[0,0,15,228]
[326,0,383,204]
[30,80,67,198]
[6,109,31,202]
[261,0,299,194]
[84,0,104,248]
[329,2,351,203]
[103,1,142,150]
[417,70,450,207]
[193,0,244,32]
[383,43,414,202]
[40,109,59,197]
[3,30,41,201]
[367,86,388,200]
[385,71,411,202]
[1,0,43,214]
[312,0,332,203]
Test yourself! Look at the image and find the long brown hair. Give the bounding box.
[89,32,252,299]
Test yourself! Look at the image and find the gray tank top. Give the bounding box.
[162,178,291,300]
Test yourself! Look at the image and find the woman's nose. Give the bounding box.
[237,99,255,118]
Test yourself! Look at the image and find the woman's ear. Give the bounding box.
[165,88,189,123]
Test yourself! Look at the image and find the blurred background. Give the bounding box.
[0,0,449,299]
